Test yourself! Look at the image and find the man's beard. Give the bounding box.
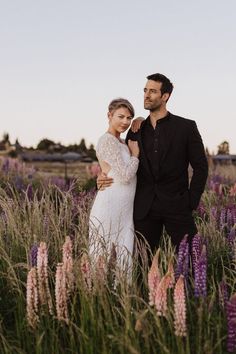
[144,102,162,111]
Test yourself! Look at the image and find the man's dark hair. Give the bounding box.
[146,73,174,97]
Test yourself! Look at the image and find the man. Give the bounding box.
[98,73,208,254]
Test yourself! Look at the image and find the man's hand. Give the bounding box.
[97,172,114,190]
[131,116,145,133]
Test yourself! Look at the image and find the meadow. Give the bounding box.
[0,157,236,354]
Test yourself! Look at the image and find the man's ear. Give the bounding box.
[162,93,170,102]
[107,112,111,120]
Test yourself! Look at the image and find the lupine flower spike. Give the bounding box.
[148,248,161,306]
[37,242,53,313]
[95,255,106,284]
[175,235,189,280]
[174,275,187,337]
[194,244,207,298]
[219,279,229,309]
[26,267,39,328]
[30,244,38,267]
[191,234,202,275]
[226,293,236,353]
[55,263,69,324]
[154,273,172,317]
[80,253,92,292]
[62,236,74,295]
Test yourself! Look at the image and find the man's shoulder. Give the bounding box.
[170,113,195,126]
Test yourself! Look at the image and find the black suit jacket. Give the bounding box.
[126,113,208,220]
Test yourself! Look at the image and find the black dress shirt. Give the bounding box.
[142,112,171,179]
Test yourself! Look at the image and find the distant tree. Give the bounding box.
[15,139,22,153]
[2,132,10,143]
[67,144,80,153]
[78,138,87,153]
[37,138,56,151]
[217,141,230,155]
[87,144,97,160]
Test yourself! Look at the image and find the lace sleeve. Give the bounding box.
[96,134,139,184]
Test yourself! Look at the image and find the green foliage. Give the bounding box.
[37,138,56,151]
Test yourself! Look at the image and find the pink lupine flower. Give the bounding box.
[154,273,172,317]
[80,253,92,292]
[26,267,39,328]
[55,263,69,324]
[37,242,53,313]
[174,275,187,337]
[148,249,161,306]
[86,162,101,178]
[62,236,74,295]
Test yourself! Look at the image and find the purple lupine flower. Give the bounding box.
[194,244,207,297]
[14,176,24,191]
[50,176,67,191]
[220,208,226,231]
[175,235,189,280]
[219,279,229,309]
[227,228,236,249]
[196,203,206,219]
[2,158,10,173]
[227,209,233,230]
[191,234,202,275]
[30,245,38,267]
[210,206,218,220]
[226,294,236,353]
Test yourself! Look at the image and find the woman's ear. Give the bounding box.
[107,112,112,120]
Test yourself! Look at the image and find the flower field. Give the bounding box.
[0,157,236,354]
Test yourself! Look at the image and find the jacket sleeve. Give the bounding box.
[97,134,139,184]
[188,121,208,210]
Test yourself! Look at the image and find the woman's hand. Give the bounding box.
[128,140,139,158]
[97,172,114,190]
[130,116,145,133]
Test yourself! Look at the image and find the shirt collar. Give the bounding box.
[146,111,171,126]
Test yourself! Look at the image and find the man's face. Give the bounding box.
[144,80,167,111]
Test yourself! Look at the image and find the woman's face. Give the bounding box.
[108,107,133,135]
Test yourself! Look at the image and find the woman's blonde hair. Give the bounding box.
[108,98,135,117]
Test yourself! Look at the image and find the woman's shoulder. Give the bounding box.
[97,132,119,145]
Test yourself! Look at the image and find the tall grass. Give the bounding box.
[0,158,236,353]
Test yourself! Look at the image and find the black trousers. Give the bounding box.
[134,196,197,255]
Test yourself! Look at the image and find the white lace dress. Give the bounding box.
[89,132,139,273]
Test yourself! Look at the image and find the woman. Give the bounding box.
[89,98,139,275]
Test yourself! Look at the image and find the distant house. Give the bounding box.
[20,151,83,162]
[212,154,236,165]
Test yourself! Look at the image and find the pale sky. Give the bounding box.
[1,0,236,153]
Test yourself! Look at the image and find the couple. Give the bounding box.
[89,73,208,274]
